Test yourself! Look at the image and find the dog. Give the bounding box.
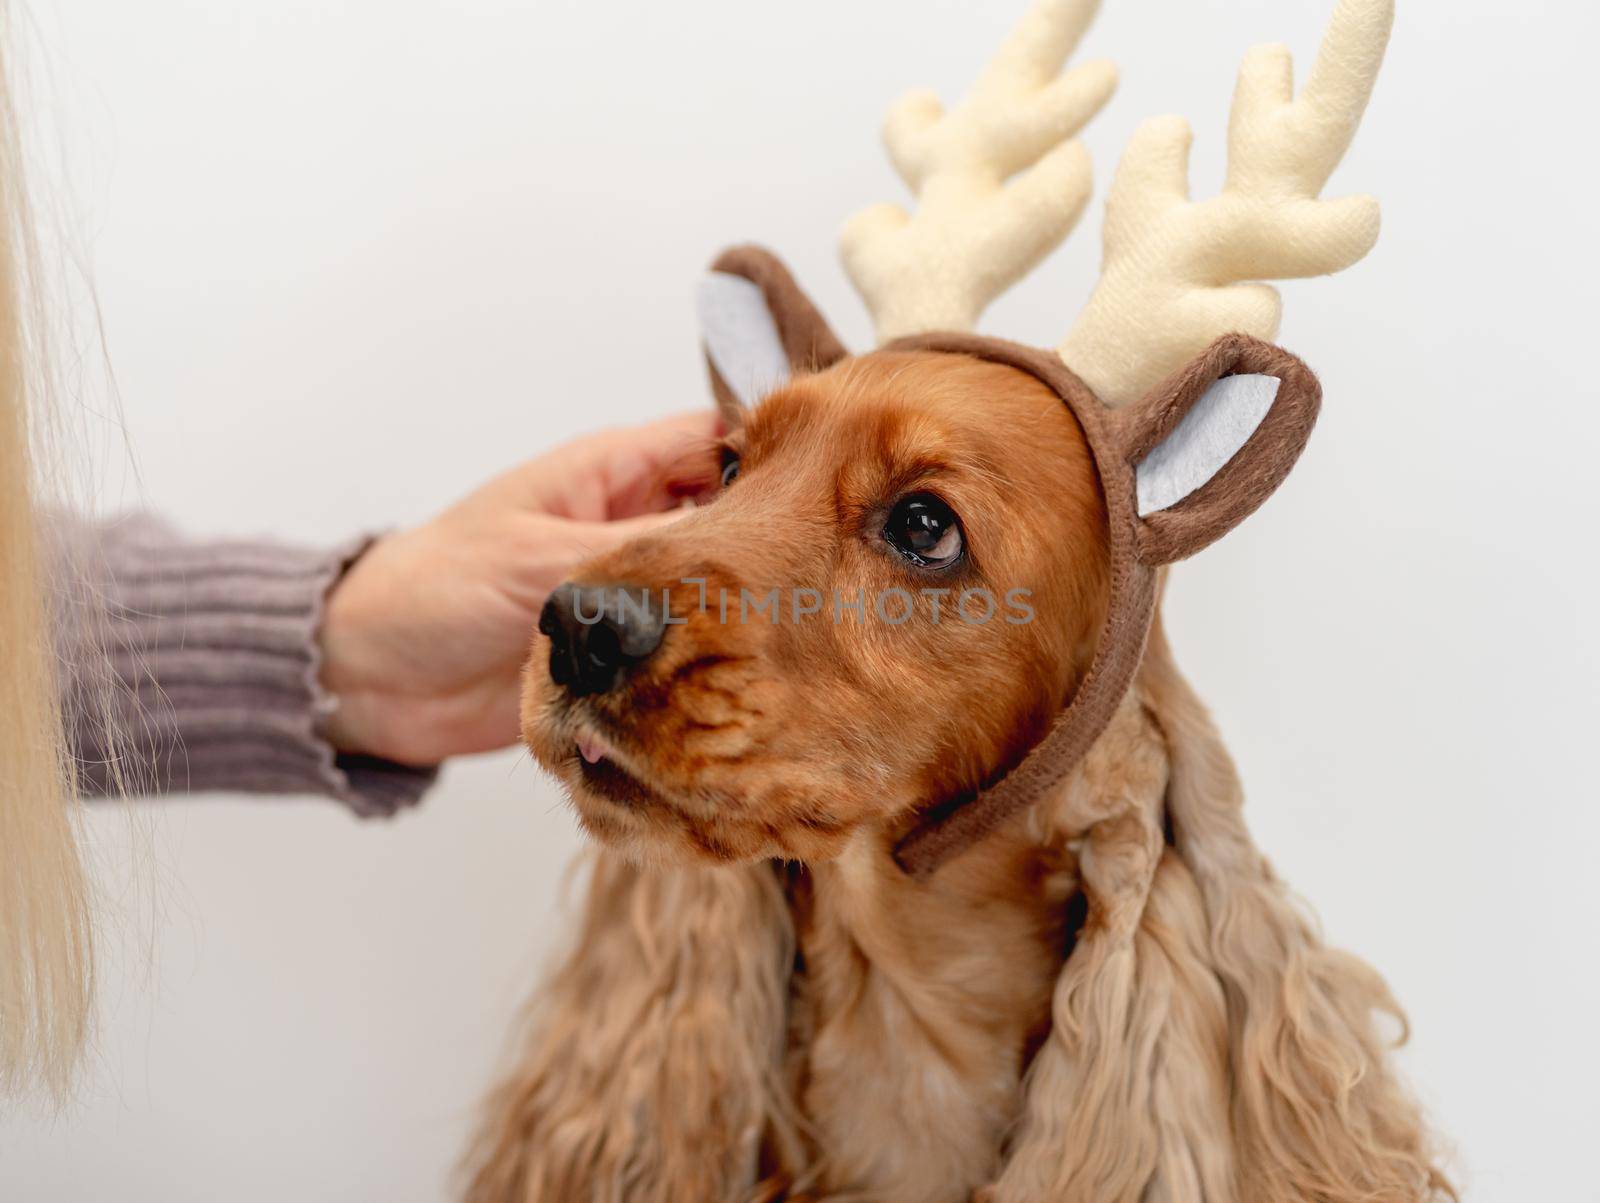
[462,1,1451,1199]
[460,293,1451,1203]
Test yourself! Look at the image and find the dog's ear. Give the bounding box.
[1115,334,1321,566]
[697,246,849,428]
[460,854,797,1201]
[1134,623,1452,1198]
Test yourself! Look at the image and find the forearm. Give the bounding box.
[50,512,434,815]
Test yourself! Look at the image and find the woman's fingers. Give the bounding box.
[486,411,723,521]
[561,506,695,559]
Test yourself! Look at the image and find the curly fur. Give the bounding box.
[989,623,1452,1203]
[462,856,803,1203]
[1135,623,1452,1203]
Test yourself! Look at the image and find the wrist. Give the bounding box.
[317,540,391,758]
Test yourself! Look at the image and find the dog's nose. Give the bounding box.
[539,583,667,697]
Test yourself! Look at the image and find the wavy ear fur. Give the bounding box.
[993,688,1237,1200]
[1137,617,1453,1202]
[994,615,1452,1202]
[460,854,800,1203]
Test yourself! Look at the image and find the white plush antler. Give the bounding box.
[1060,0,1394,407]
[841,0,1116,343]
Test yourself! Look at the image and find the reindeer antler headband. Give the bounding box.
[698,0,1394,876]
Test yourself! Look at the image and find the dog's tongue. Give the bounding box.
[577,734,606,765]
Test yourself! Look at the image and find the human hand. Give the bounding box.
[318,411,720,765]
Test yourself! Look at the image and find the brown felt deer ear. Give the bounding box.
[1116,333,1321,566]
[697,245,848,428]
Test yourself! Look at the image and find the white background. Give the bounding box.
[3,1,1597,1199]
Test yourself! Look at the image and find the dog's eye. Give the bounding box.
[884,494,963,568]
[720,453,740,489]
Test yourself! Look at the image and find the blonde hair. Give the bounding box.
[0,10,94,1103]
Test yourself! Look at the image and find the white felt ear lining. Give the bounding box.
[1135,373,1280,517]
[695,273,793,409]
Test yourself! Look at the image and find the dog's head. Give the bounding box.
[524,347,1107,864]
[522,249,1319,868]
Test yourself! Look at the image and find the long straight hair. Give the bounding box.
[0,8,94,1102]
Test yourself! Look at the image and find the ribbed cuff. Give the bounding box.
[62,515,435,816]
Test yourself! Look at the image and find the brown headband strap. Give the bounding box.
[885,334,1160,879]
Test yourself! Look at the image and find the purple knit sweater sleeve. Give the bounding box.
[53,513,435,816]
